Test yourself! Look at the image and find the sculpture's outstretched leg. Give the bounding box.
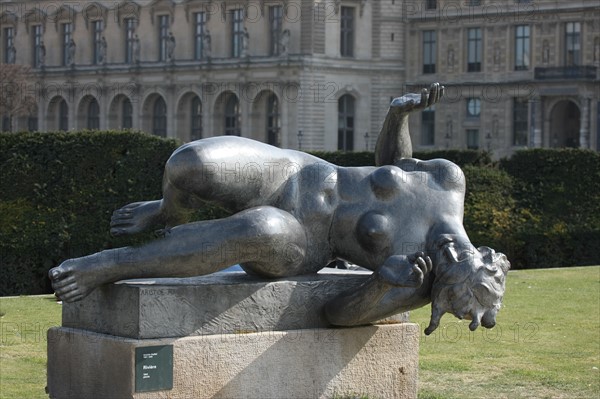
[50,206,307,302]
[110,137,296,236]
[110,166,202,236]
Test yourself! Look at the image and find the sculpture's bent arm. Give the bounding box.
[374,83,444,166]
[325,253,432,326]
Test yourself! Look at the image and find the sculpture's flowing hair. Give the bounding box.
[425,247,510,335]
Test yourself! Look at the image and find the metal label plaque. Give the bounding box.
[135,345,173,392]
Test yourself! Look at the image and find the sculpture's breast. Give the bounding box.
[355,211,394,254]
[369,165,405,200]
[294,163,338,220]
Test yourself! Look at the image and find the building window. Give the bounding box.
[124,18,136,63]
[2,116,11,132]
[191,96,202,140]
[467,27,482,72]
[59,100,69,131]
[231,9,244,58]
[224,95,241,136]
[87,99,100,130]
[194,12,206,60]
[4,27,15,63]
[340,7,355,57]
[338,95,355,151]
[466,98,481,118]
[565,22,581,66]
[62,23,73,66]
[266,93,280,146]
[421,107,435,146]
[153,97,167,137]
[269,6,283,56]
[28,116,38,132]
[423,30,436,74]
[32,25,43,67]
[466,129,479,149]
[513,98,528,146]
[92,20,104,64]
[425,0,437,10]
[158,15,170,61]
[122,98,133,129]
[514,25,530,71]
[466,0,481,5]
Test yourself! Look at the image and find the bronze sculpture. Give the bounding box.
[49,83,509,334]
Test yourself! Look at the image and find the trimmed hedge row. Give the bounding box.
[1,131,599,295]
[0,131,179,295]
[499,149,600,268]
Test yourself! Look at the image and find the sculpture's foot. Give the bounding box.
[49,254,111,303]
[110,200,163,236]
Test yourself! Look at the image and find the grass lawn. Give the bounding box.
[0,266,599,399]
[0,295,60,399]
[412,266,600,399]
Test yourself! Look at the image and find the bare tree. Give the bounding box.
[0,63,37,132]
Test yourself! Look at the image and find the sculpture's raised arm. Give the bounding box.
[374,83,444,166]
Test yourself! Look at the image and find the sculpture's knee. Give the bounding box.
[239,207,307,277]
[165,143,217,191]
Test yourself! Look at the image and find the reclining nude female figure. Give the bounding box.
[49,83,509,334]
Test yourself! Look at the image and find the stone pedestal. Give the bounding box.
[47,270,419,399]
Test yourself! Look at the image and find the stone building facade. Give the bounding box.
[0,0,405,151]
[405,0,600,157]
[1,0,599,155]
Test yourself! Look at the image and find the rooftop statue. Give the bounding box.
[49,83,509,335]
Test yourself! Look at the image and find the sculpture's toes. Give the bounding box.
[109,201,162,236]
[49,264,81,302]
[110,210,137,236]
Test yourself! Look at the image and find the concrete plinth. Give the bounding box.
[47,324,420,399]
[48,270,419,398]
[62,270,407,338]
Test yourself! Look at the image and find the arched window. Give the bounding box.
[153,97,167,137]
[59,100,69,131]
[191,96,202,141]
[122,98,133,129]
[338,95,355,151]
[87,99,100,130]
[266,93,280,146]
[224,95,240,136]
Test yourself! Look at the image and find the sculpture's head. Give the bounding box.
[424,235,510,335]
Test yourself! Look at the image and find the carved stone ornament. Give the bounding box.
[53,5,77,32]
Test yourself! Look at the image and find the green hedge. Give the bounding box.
[0,131,179,295]
[500,149,600,268]
[1,132,598,295]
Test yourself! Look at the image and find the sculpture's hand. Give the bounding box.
[376,252,432,288]
[389,82,445,115]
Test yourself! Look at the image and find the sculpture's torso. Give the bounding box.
[185,137,465,274]
[268,156,466,273]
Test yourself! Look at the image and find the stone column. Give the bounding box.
[38,96,47,132]
[280,89,290,148]
[531,97,543,148]
[579,97,590,149]
[240,83,251,138]
[68,98,77,132]
[166,82,176,139]
[133,80,142,132]
[99,85,108,131]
